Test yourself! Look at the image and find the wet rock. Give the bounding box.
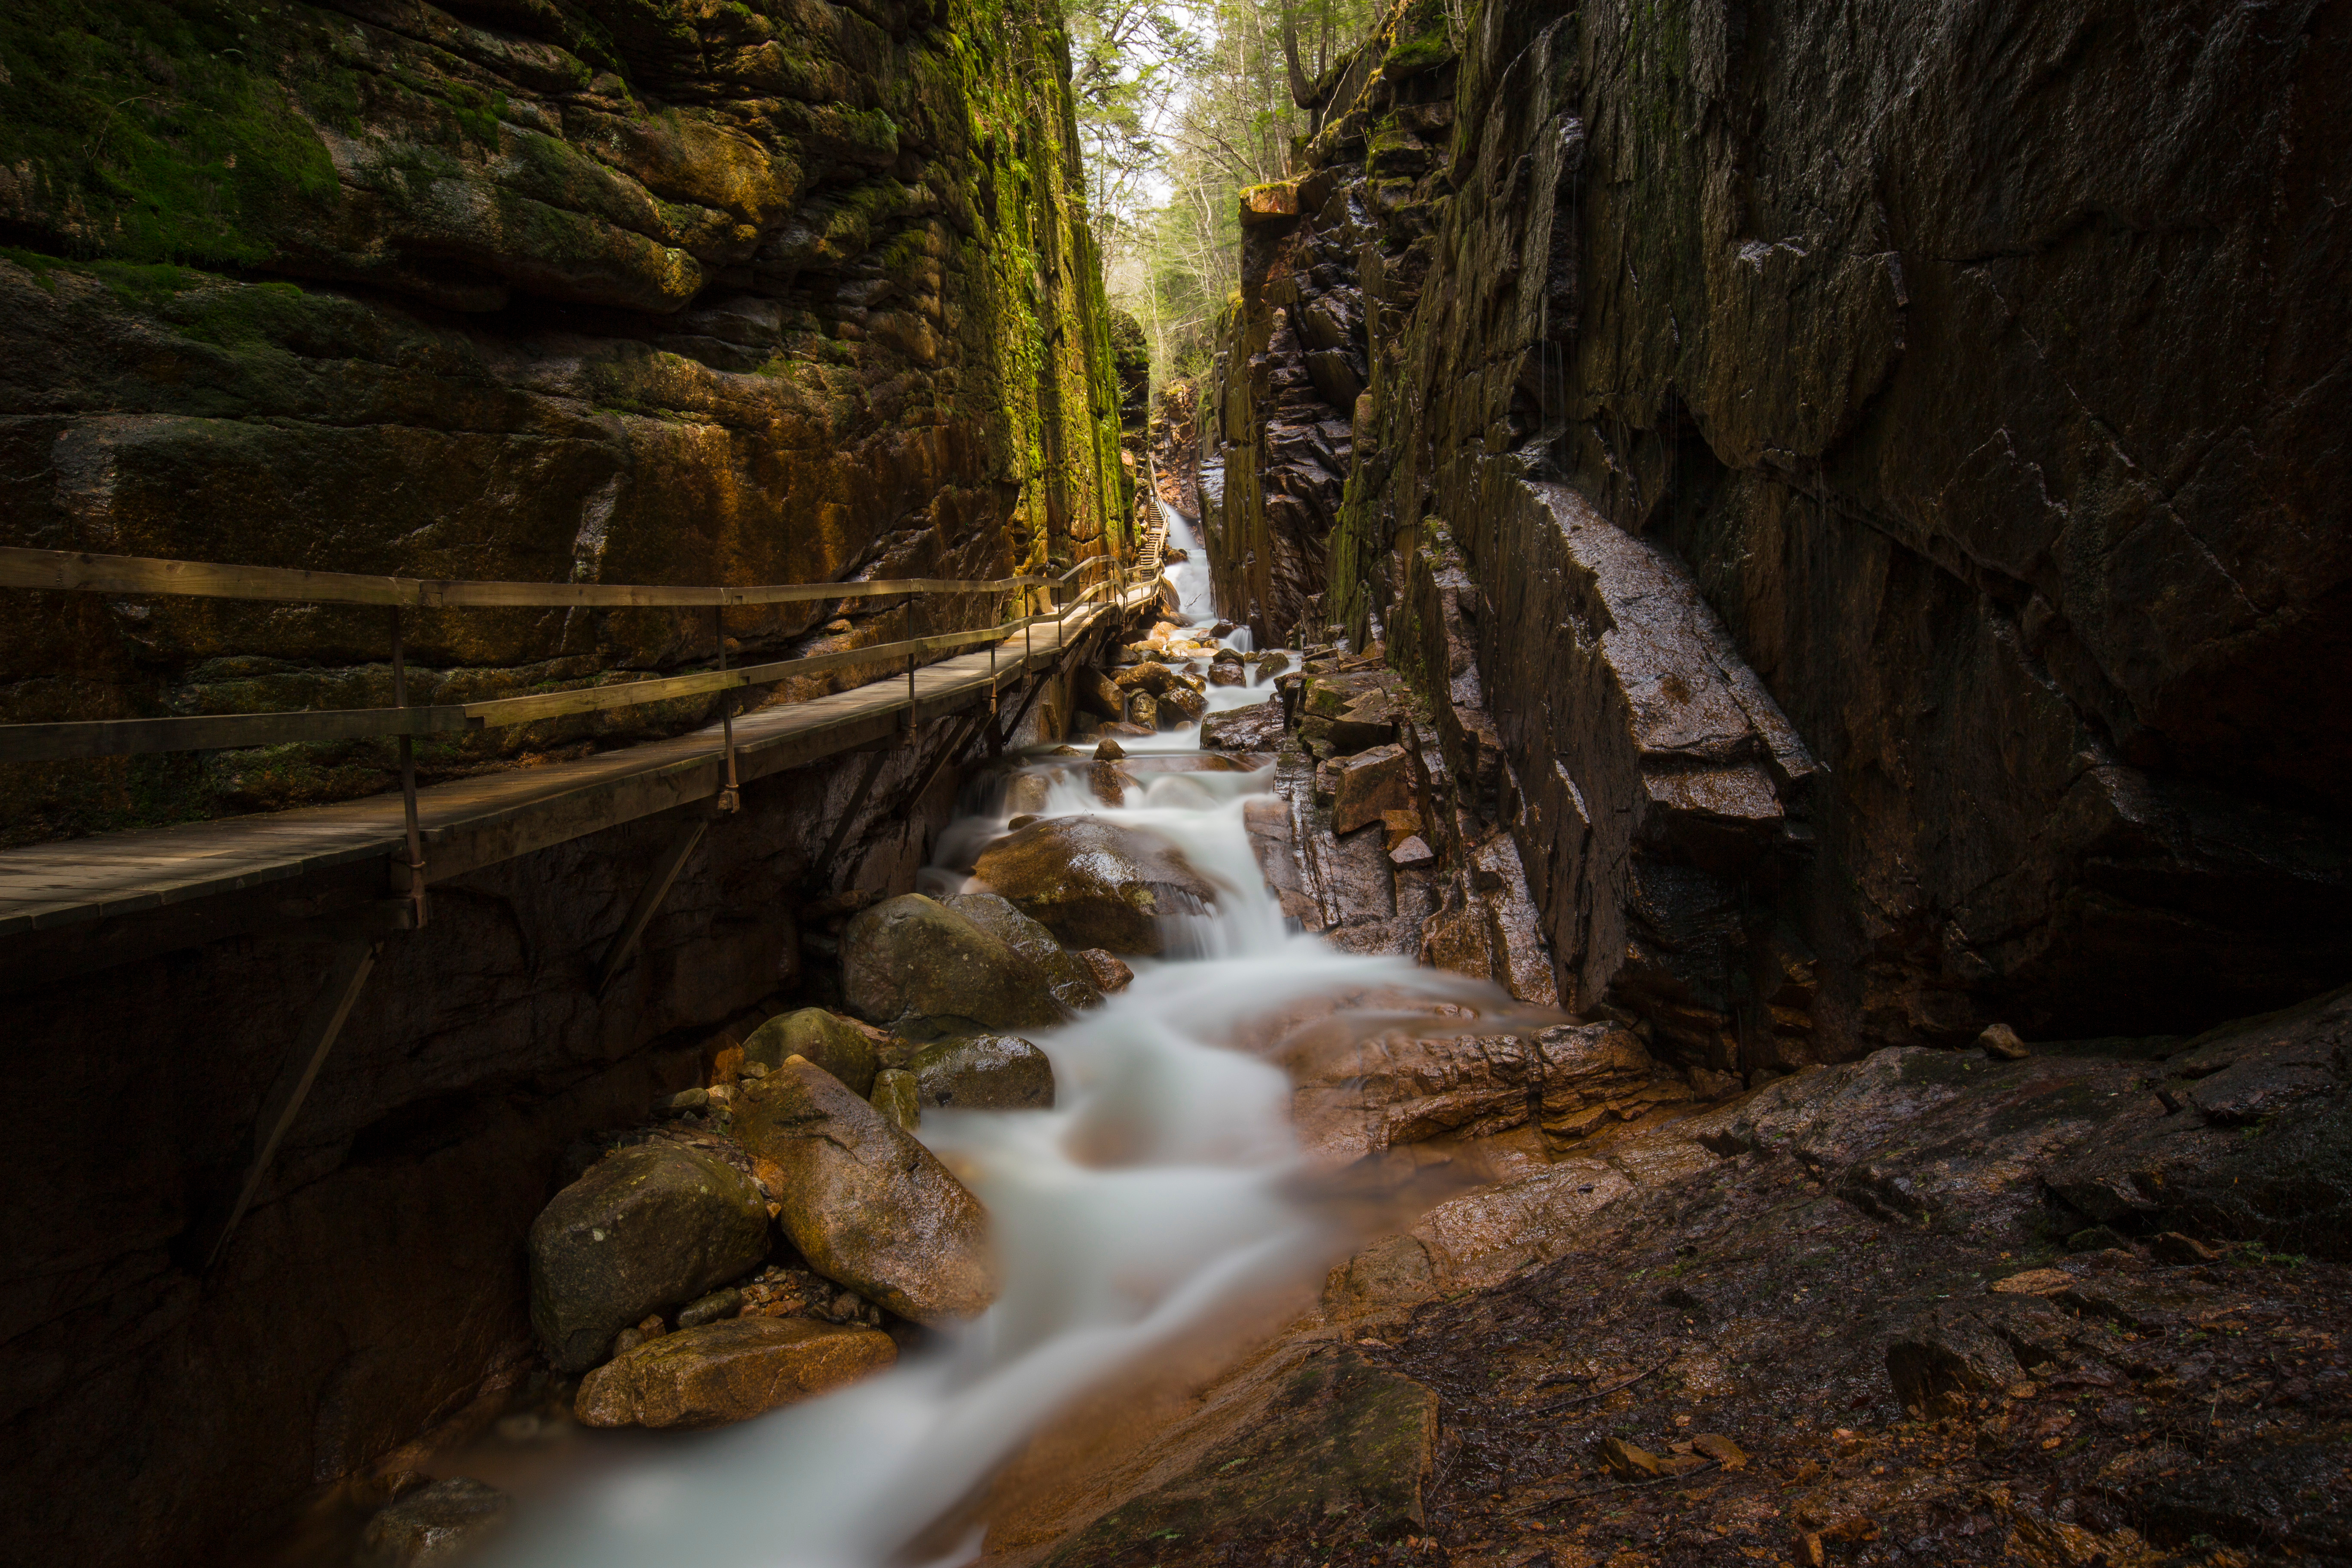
[654,1087,708,1115]
[1004,773,1053,817]
[355,1478,509,1568]
[1113,660,1182,695]
[839,894,1065,1034]
[1387,834,1434,868]
[743,1008,879,1097]
[1075,668,1127,721]
[676,1287,742,1329]
[1094,738,1126,760]
[944,891,1105,1013]
[1979,1023,2030,1060]
[1159,685,1209,725]
[1209,655,1247,686]
[1089,760,1130,807]
[1125,690,1160,729]
[1330,743,1414,834]
[1077,948,1134,994]
[870,1068,921,1132]
[972,815,1219,954]
[733,1059,996,1322]
[1042,1344,1436,1564]
[908,1033,1056,1111]
[575,1317,896,1430]
[528,1144,772,1373]
[1202,698,1286,751]
[1886,1304,2031,1418]
[1253,651,1292,681]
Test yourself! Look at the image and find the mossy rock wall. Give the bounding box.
[0,0,1127,844]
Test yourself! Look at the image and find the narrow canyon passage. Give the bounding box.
[3,0,2349,1565]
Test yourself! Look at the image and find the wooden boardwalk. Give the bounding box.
[0,588,1147,942]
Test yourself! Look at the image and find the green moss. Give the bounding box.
[0,0,341,268]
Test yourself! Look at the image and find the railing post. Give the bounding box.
[714,601,739,814]
[390,609,428,928]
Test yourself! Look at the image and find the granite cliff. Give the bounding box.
[1184,0,2352,1071]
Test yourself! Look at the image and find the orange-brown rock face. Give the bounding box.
[0,0,1130,845]
[576,1316,896,1430]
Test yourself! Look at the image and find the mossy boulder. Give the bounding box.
[839,894,1066,1034]
[909,1034,1056,1112]
[527,1144,772,1373]
[732,1059,996,1323]
[972,815,1219,954]
[943,891,1103,1013]
[744,1008,879,1096]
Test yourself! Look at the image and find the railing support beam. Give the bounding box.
[207,936,383,1270]
[594,817,710,996]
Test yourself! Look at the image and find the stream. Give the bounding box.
[487,506,1517,1568]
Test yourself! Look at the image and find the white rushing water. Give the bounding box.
[490,508,1503,1568]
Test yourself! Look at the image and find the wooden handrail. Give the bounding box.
[0,545,1107,609]
[0,545,1143,763]
[0,610,1087,762]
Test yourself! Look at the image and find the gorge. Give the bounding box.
[1,1,2349,1567]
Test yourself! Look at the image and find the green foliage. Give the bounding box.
[0,0,341,267]
[1096,0,1383,380]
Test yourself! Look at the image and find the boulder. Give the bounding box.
[743,1008,879,1096]
[1159,685,1209,724]
[1077,948,1135,994]
[1090,760,1130,807]
[1113,660,1181,695]
[529,1144,772,1373]
[909,1034,1057,1111]
[1253,651,1292,681]
[355,1479,509,1568]
[574,1316,896,1429]
[972,815,1219,954]
[1202,698,1286,752]
[1075,667,1126,720]
[1004,772,1052,817]
[840,894,1066,1034]
[733,1059,997,1322]
[870,1067,921,1132]
[1330,743,1414,834]
[944,891,1104,1013]
[1126,690,1160,729]
[1210,658,1247,687]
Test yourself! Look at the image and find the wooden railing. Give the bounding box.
[0,539,1160,1270]
[0,546,1136,763]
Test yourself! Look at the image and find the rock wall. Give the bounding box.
[0,0,1127,845]
[0,1,1130,1560]
[1197,0,2352,1066]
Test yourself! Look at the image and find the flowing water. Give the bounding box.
[489,506,1518,1568]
